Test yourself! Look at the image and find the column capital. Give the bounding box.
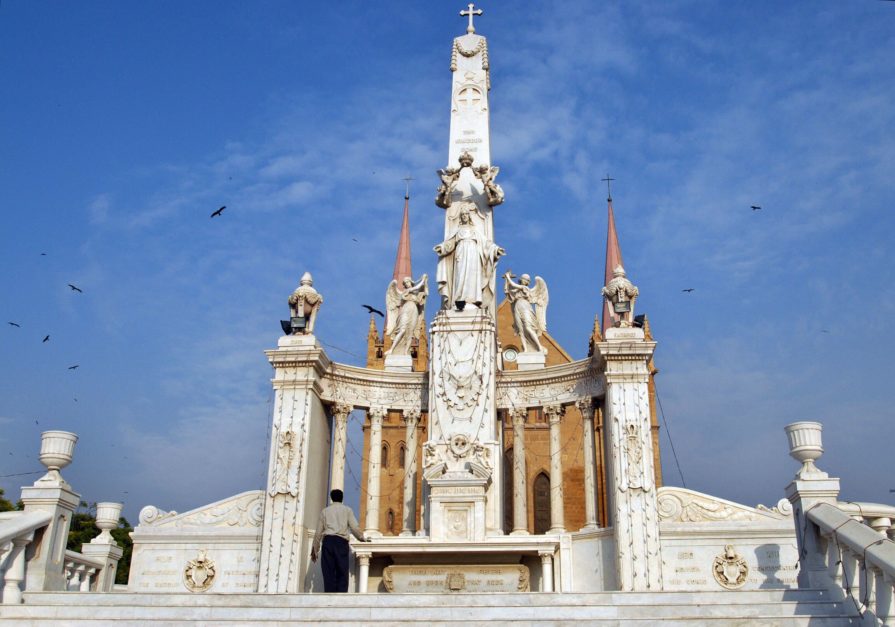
[510,407,528,426]
[575,398,595,417]
[403,407,421,425]
[355,551,372,564]
[332,402,353,418]
[544,403,564,424]
[368,406,387,425]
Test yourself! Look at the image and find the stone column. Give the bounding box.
[364,406,386,537]
[783,421,841,590]
[4,533,34,604]
[356,551,372,593]
[258,334,331,593]
[329,403,352,492]
[400,408,421,536]
[598,327,663,591]
[539,551,554,592]
[510,407,529,535]
[576,398,599,530]
[544,404,565,534]
[21,458,81,592]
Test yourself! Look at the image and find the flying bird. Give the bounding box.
[681,288,695,293]
[362,304,385,317]
[68,364,79,370]
[210,206,226,218]
[40,252,47,256]
[750,205,762,211]
[42,335,50,343]
[8,322,20,327]
[820,329,830,334]
[68,283,83,293]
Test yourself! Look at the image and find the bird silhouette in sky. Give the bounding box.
[821,329,830,334]
[40,252,47,256]
[751,205,762,211]
[42,335,50,343]
[68,365,79,370]
[68,283,83,292]
[210,206,226,218]
[362,304,385,317]
[682,288,695,293]
[8,322,20,327]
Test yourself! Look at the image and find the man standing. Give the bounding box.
[311,489,366,592]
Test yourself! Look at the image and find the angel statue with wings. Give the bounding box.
[385,274,428,357]
[503,272,549,354]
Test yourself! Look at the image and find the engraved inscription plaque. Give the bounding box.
[382,564,530,593]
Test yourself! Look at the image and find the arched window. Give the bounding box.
[533,472,550,534]
[398,442,406,468]
[387,509,396,534]
[381,443,389,469]
[503,448,514,534]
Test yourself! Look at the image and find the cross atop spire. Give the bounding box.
[402,175,414,200]
[460,3,483,34]
[601,174,615,202]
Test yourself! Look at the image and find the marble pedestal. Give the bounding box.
[516,351,546,370]
[384,354,413,372]
[427,474,490,543]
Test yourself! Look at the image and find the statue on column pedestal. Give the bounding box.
[385,274,428,356]
[287,272,323,335]
[602,265,639,328]
[434,205,504,311]
[503,272,549,354]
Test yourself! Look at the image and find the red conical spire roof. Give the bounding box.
[392,193,412,283]
[602,195,624,334]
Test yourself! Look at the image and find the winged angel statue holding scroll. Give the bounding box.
[503,272,549,354]
[384,274,428,357]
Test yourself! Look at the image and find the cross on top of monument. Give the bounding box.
[460,3,484,34]
[602,174,615,202]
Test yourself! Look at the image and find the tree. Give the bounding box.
[67,501,134,585]
[0,488,22,512]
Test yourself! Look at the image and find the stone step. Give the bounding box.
[2,589,856,625]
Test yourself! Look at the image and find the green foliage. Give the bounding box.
[0,488,18,512]
[67,501,134,585]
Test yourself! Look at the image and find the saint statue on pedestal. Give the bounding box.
[503,272,549,354]
[434,204,504,311]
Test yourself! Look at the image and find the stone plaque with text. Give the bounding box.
[382,564,529,593]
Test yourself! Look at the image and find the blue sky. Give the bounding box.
[1,1,893,523]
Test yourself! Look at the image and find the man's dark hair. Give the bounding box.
[330,489,343,503]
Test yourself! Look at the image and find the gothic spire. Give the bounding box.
[392,190,413,284]
[601,182,624,334]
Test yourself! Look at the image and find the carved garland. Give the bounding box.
[450,39,490,89]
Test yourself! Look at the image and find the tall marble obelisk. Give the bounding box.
[424,5,505,540]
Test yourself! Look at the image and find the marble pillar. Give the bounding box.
[544,404,565,534]
[400,408,421,536]
[258,334,331,593]
[510,407,529,535]
[539,551,554,592]
[598,327,663,591]
[576,398,599,530]
[356,551,371,593]
[364,406,386,537]
[329,403,352,492]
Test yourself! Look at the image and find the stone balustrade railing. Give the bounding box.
[0,511,53,604]
[807,502,895,625]
[64,549,106,592]
[836,502,895,540]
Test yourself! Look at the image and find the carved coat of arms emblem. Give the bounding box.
[712,544,748,589]
[183,549,216,592]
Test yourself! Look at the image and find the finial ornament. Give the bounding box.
[460,3,483,34]
[601,174,615,202]
[601,265,639,328]
[286,272,323,335]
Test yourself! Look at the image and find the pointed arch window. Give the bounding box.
[533,472,550,535]
[381,443,389,469]
[398,442,406,468]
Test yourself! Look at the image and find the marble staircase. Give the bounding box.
[5,589,858,625]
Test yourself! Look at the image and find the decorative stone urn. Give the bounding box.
[38,430,78,483]
[784,421,826,479]
[93,502,123,543]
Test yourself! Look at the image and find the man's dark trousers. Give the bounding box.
[321,535,349,592]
